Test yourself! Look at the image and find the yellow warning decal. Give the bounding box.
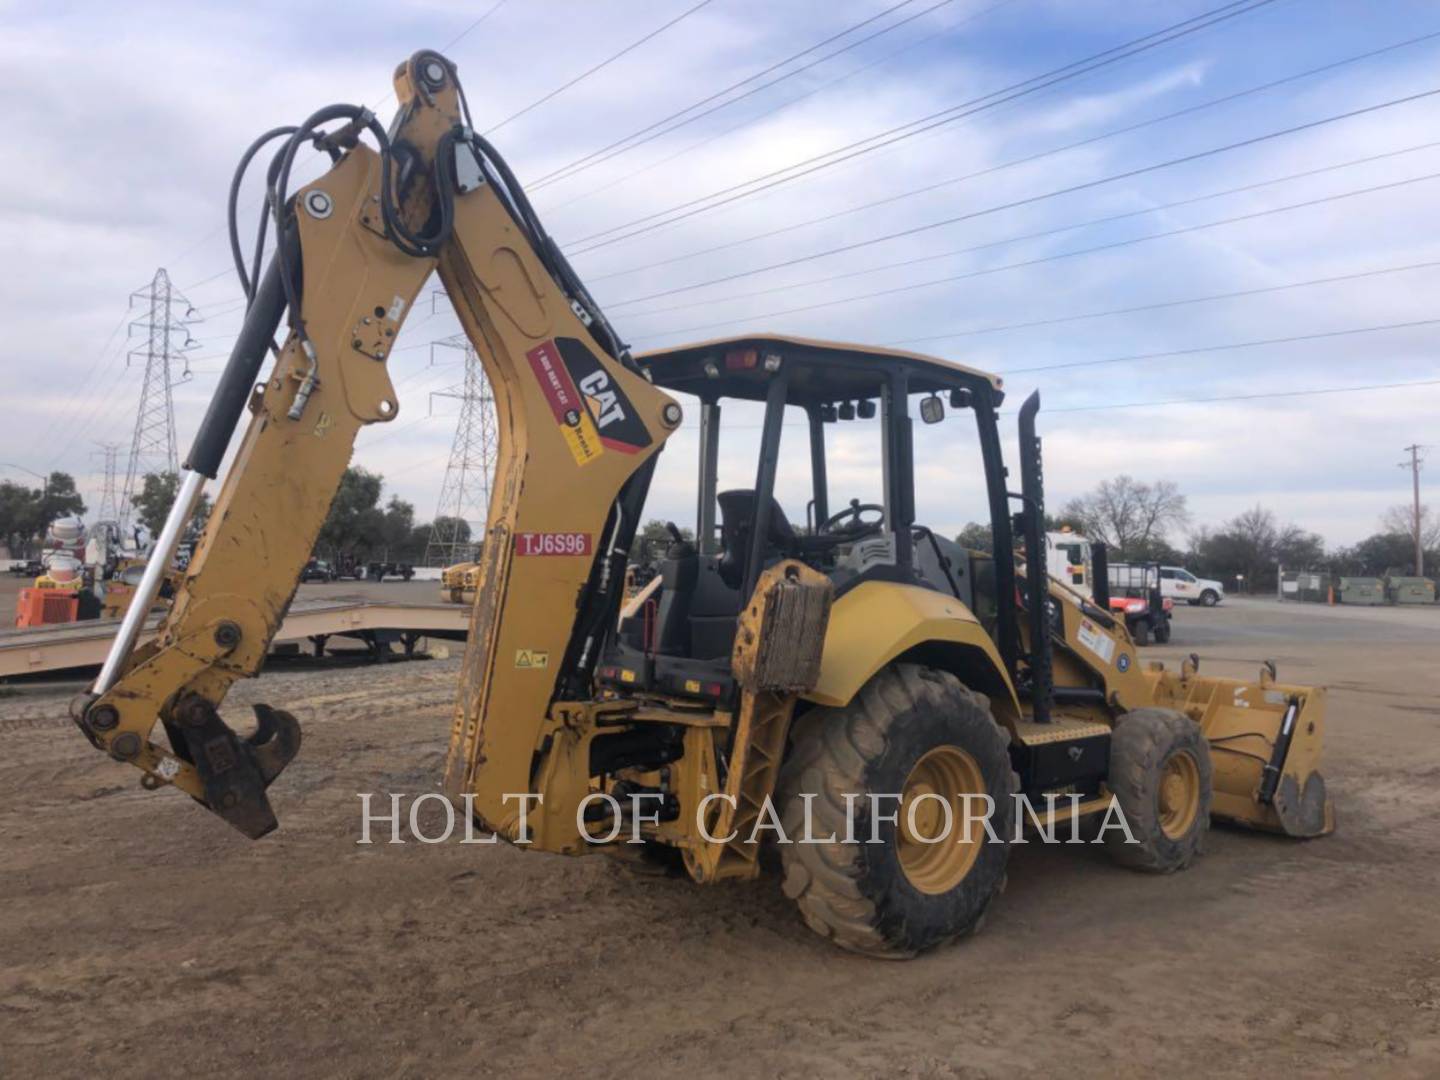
[559,411,604,467]
[515,649,550,670]
[527,339,605,468]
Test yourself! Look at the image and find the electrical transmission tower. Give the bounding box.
[120,268,200,530]
[424,336,498,567]
[92,442,123,524]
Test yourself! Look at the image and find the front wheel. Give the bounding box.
[776,664,1017,958]
[1200,589,1220,607]
[1104,708,1211,873]
[1131,617,1152,646]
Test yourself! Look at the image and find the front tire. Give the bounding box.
[776,664,1017,958]
[1103,708,1211,873]
[1131,617,1152,646]
[1200,589,1220,607]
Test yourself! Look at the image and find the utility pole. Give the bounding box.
[1399,444,1427,576]
[120,268,200,531]
[424,336,498,568]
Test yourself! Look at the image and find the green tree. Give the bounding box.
[630,518,691,563]
[0,472,88,555]
[131,471,211,540]
[38,471,86,525]
[1191,505,1324,592]
[0,480,39,554]
[317,467,385,559]
[376,496,416,560]
[1337,532,1437,577]
[955,521,993,552]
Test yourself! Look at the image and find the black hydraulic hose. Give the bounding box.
[227,125,299,303]
[468,131,631,366]
[183,238,293,478]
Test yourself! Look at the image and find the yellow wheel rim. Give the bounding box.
[898,746,986,895]
[1158,750,1201,839]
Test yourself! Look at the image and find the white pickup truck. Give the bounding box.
[1159,566,1224,606]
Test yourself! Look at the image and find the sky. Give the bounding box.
[3,0,1438,549]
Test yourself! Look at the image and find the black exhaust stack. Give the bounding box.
[1018,391,1053,723]
[1091,541,1110,609]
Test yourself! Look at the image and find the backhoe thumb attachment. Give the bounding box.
[167,698,302,839]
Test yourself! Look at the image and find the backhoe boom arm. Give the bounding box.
[74,51,678,837]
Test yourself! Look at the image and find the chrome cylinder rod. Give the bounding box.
[92,469,205,695]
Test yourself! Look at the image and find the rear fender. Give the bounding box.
[805,582,1021,727]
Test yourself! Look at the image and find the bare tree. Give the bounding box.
[1062,475,1189,557]
[1379,503,1440,549]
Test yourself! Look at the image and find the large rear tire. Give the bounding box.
[776,664,1017,958]
[1103,708,1211,873]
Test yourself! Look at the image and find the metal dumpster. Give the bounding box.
[1387,576,1436,604]
[1336,576,1386,605]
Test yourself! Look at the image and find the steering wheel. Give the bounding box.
[820,499,886,539]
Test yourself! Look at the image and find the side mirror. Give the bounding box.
[919,394,945,424]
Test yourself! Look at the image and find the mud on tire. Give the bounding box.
[775,663,1018,958]
[1103,707,1212,873]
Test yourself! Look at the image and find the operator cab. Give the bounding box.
[599,334,1016,702]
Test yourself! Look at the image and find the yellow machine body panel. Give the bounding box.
[808,582,1021,722]
[435,180,679,839]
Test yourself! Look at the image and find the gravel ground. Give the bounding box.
[1,598,1437,1078]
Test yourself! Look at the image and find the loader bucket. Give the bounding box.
[1168,672,1334,838]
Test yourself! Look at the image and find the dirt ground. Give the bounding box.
[2,598,1438,1078]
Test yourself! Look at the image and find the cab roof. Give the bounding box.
[633,333,1004,404]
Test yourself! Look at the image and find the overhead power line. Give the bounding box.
[885,259,1440,346]
[615,144,1440,318]
[611,88,1440,324]
[1045,376,1440,414]
[623,168,1440,341]
[485,0,718,134]
[565,0,1280,250]
[538,1,992,217]
[999,317,1440,377]
[532,0,956,189]
[584,28,1440,283]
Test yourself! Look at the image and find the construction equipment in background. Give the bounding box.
[71,51,1333,959]
[439,561,479,604]
[1107,562,1174,645]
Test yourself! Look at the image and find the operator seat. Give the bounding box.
[651,526,698,655]
[715,489,799,589]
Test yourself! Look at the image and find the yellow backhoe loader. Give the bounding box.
[72,51,1331,957]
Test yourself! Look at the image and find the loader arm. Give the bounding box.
[74,51,678,837]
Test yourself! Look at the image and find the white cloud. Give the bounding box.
[4,0,1437,555]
